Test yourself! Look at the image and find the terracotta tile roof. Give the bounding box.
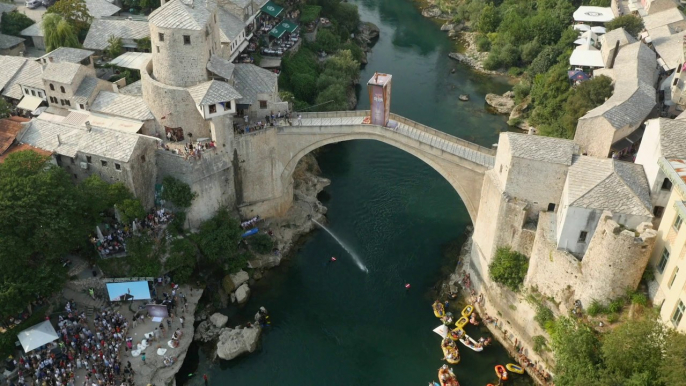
[0,117,27,154]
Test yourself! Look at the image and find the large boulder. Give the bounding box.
[422,6,442,18]
[235,283,251,304]
[210,313,229,328]
[215,327,261,360]
[485,91,515,114]
[229,270,250,288]
[222,275,236,294]
[194,320,222,342]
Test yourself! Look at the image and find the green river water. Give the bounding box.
[179,0,535,384]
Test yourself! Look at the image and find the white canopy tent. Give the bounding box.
[573,24,591,31]
[17,320,59,353]
[574,38,592,45]
[591,26,607,34]
[570,41,605,68]
[573,6,615,23]
[580,30,599,41]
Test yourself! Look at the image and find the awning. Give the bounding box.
[261,1,283,18]
[573,24,590,31]
[279,20,298,33]
[573,6,615,23]
[16,95,43,111]
[269,24,287,39]
[110,52,152,70]
[611,127,645,151]
[17,320,59,353]
[591,26,606,34]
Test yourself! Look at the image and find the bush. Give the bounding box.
[631,293,648,306]
[513,81,531,104]
[125,235,162,276]
[607,313,619,324]
[249,233,274,254]
[169,211,186,235]
[533,335,548,354]
[587,299,606,316]
[508,67,523,76]
[608,299,624,314]
[162,176,196,208]
[642,265,655,282]
[1,12,35,37]
[313,29,340,53]
[489,246,529,291]
[117,198,145,224]
[475,34,491,52]
[535,304,555,329]
[605,15,644,38]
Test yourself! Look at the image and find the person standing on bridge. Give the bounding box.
[298,114,302,126]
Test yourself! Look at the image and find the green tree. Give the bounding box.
[42,13,80,52]
[106,35,123,58]
[605,15,644,38]
[161,176,196,208]
[196,208,242,265]
[291,73,318,103]
[125,234,162,276]
[0,12,35,37]
[117,198,145,224]
[659,330,686,385]
[0,98,10,119]
[248,233,274,254]
[79,175,133,222]
[315,83,349,111]
[520,38,541,64]
[47,0,91,35]
[488,246,528,291]
[477,3,500,34]
[167,238,196,283]
[323,49,359,83]
[560,75,613,138]
[0,151,87,317]
[335,3,360,36]
[135,36,151,52]
[551,317,601,385]
[314,29,340,53]
[600,316,664,382]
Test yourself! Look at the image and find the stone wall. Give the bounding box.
[526,211,656,308]
[156,149,235,228]
[574,117,618,158]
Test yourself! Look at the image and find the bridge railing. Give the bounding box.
[298,111,496,156]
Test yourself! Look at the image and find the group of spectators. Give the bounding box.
[91,225,131,258]
[235,111,293,134]
[10,302,134,386]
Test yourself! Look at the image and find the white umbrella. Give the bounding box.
[573,24,590,31]
[574,38,590,45]
[591,26,606,34]
[580,30,598,41]
[433,325,449,339]
[96,226,104,242]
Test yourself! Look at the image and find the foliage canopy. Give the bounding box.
[488,246,528,291]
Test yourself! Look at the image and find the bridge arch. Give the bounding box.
[279,133,482,223]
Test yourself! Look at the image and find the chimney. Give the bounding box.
[85,121,92,132]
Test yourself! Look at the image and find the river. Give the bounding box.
[179,0,532,384]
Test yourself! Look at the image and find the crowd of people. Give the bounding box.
[235,111,294,134]
[240,216,262,230]
[90,209,174,258]
[9,301,133,386]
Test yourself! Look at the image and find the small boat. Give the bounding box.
[461,305,473,318]
[506,363,524,374]
[441,343,460,364]
[459,94,469,101]
[241,228,258,238]
[448,327,464,341]
[433,301,446,318]
[438,365,460,386]
[495,365,509,381]
[458,334,484,352]
[455,316,468,329]
[441,312,454,326]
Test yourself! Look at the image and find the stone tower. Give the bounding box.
[148,0,220,88]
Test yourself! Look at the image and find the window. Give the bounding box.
[70,157,75,164]
[578,231,588,243]
[101,160,108,167]
[658,248,670,273]
[662,178,673,191]
[209,104,217,113]
[668,267,680,288]
[24,88,28,94]
[65,100,71,107]
[674,214,683,231]
[672,300,685,327]
[653,206,665,218]
[49,84,54,91]
[183,35,191,45]
[60,99,64,106]
[547,203,556,212]
[31,90,36,96]
[259,100,267,109]
[156,46,160,53]
[79,104,85,110]
[38,92,43,98]
[60,86,65,93]
[86,156,92,164]
[159,32,164,42]
[115,163,121,171]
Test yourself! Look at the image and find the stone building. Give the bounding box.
[0,56,44,106]
[574,42,658,158]
[233,63,287,119]
[17,118,160,208]
[19,22,43,51]
[0,34,25,56]
[42,62,97,111]
[599,28,635,69]
[648,157,686,332]
[39,47,95,68]
[83,19,151,53]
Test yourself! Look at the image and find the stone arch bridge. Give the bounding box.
[235,110,495,224]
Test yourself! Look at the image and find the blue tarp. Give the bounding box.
[242,228,259,238]
[106,281,151,301]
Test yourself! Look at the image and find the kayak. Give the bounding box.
[506,363,524,374]
[438,367,460,386]
[461,305,473,318]
[433,301,446,318]
[458,335,484,352]
[241,228,258,238]
[495,365,509,380]
[441,344,460,364]
[455,316,468,329]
